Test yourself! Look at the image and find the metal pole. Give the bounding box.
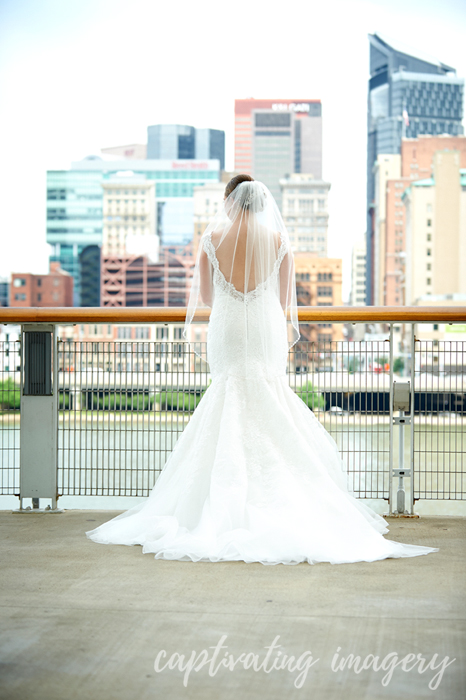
[52,324,59,510]
[388,323,394,514]
[397,408,405,513]
[410,323,416,514]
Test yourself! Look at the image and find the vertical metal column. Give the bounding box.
[410,323,416,515]
[15,324,61,513]
[388,323,394,514]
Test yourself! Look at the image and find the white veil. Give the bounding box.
[183,178,300,367]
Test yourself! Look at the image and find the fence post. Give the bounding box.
[388,323,394,514]
[14,324,62,513]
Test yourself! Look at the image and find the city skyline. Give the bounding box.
[1,0,465,302]
[365,31,464,305]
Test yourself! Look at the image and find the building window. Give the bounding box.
[117,327,132,339]
[13,278,25,287]
[173,327,183,339]
[433,324,439,331]
[427,233,432,241]
[427,219,432,227]
[427,249,431,256]
[426,278,431,285]
[156,327,168,340]
[14,293,26,301]
[37,293,42,302]
[37,279,42,287]
[317,286,332,297]
[135,327,149,339]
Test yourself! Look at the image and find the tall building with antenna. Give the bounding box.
[366,32,464,305]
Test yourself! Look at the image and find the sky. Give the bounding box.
[0,0,465,302]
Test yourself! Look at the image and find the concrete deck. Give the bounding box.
[0,510,465,700]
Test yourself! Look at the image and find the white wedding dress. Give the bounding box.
[86,233,439,565]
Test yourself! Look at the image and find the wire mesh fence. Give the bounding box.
[0,339,21,495]
[55,338,394,499]
[56,339,210,497]
[1,333,464,504]
[413,339,465,501]
[288,338,391,499]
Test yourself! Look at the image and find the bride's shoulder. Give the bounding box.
[210,230,224,246]
[272,230,285,249]
[257,224,281,244]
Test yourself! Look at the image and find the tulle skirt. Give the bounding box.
[86,373,439,565]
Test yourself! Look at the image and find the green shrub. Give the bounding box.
[347,357,360,374]
[97,393,155,410]
[58,393,70,409]
[0,379,20,409]
[155,391,203,411]
[393,357,404,374]
[295,381,325,411]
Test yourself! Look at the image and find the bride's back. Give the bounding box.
[211,224,281,294]
[184,176,300,369]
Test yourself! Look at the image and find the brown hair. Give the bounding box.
[224,173,254,198]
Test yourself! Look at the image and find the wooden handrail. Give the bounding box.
[0,306,465,323]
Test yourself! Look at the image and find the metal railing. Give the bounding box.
[1,307,465,514]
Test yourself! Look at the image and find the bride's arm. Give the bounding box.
[279,250,295,309]
[199,248,213,307]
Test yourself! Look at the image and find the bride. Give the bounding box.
[86,175,439,565]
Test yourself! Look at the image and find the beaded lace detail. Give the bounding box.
[203,232,287,303]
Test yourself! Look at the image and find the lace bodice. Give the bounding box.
[202,232,289,380]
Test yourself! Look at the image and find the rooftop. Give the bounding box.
[371,31,455,73]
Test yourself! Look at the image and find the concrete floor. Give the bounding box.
[0,510,464,700]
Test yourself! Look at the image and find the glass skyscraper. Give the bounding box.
[366,32,464,304]
[46,157,220,304]
[147,125,225,171]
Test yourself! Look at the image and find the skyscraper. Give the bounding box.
[234,99,322,205]
[279,174,330,255]
[101,176,157,258]
[382,135,466,306]
[402,150,466,304]
[350,239,367,307]
[147,125,225,170]
[47,157,220,304]
[366,32,464,305]
[79,246,101,307]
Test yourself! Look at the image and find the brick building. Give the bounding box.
[293,253,344,344]
[101,249,194,307]
[384,135,466,305]
[10,262,73,307]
